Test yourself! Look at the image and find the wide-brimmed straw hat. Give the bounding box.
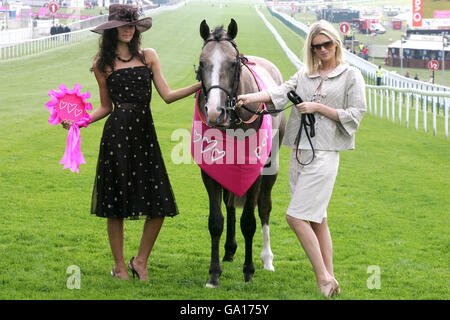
[91,4,152,34]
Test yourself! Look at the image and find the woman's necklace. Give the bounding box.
[319,68,333,79]
[115,54,134,63]
[319,62,337,79]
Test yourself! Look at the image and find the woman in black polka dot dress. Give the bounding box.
[62,5,201,281]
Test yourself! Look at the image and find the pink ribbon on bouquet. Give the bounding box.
[59,115,91,173]
[45,84,92,173]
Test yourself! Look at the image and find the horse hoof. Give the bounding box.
[206,275,220,288]
[206,281,219,288]
[243,264,255,282]
[244,273,254,283]
[222,254,234,262]
[260,249,274,272]
[262,261,275,271]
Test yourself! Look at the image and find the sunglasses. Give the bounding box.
[311,40,334,51]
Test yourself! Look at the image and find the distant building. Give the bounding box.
[316,7,359,23]
[386,34,450,70]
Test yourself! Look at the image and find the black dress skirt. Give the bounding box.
[91,66,178,220]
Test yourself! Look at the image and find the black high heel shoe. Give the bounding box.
[128,257,140,280]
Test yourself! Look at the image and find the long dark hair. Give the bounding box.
[91,27,146,74]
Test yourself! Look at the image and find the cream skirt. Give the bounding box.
[287,149,340,223]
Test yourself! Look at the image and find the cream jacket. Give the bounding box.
[266,63,366,151]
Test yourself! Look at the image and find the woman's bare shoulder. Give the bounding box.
[142,48,158,60]
[92,59,112,79]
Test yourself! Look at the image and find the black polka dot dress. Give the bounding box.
[91,66,178,220]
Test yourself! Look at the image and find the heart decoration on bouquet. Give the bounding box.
[45,83,92,173]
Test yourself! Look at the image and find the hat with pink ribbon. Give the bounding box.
[91,4,152,34]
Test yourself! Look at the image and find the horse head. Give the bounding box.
[198,19,240,127]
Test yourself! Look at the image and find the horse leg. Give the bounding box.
[241,177,261,282]
[202,171,224,288]
[223,190,237,262]
[258,174,277,271]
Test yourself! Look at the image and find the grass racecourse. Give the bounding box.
[0,0,449,301]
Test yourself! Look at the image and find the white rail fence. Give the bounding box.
[257,5,449,139]
[256,7,304,70]
[367,86,449,139]
[268,6,450,94]
[0,29,94,60]
[0,2,188,61]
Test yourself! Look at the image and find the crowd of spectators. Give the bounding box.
[50,24,71,36]
[390,48,450,62]
[346,43,370,60]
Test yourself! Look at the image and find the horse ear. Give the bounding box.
[227,18,238,40]
[200,20,210,41]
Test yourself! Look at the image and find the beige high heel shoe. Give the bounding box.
[110,266,129,280]
[319,278,339,298]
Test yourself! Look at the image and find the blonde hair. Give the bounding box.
[303,20,345,75]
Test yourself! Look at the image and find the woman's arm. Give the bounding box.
[238,70,301,110]
[297,68,366,134]
[144,48,201,104]
[88,64,114,123]
[237,91,272,107]
[61,64,113,129]
[295,102,339,121]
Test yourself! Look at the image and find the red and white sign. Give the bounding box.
[48,2,59,14]
[428,60,439,71]
[339,22,350,35]
[412,0,423,27]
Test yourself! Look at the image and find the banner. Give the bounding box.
[423,0,449,19]
[412,0,423,27]
[434,11,450,19]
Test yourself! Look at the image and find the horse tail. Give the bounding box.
[224,190,246,208]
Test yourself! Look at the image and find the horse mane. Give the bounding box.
[210,26,238,49]
[212,26,225,40]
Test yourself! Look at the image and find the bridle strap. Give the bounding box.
[238,62,266,124]
[206,85,232,98]
[195,91,208,124]
[240,103,264,124]
[199,36,250,125]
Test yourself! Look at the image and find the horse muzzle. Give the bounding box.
[205,104,228,127]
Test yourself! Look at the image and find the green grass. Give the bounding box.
[0,0,449,300]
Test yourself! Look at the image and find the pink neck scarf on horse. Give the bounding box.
[191,66,272,197]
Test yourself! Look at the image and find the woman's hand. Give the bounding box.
[236,94,252,108]
[296,102,339,121]
[295,102,319,114]
[61,119,74,130]
[236,91,271,108]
